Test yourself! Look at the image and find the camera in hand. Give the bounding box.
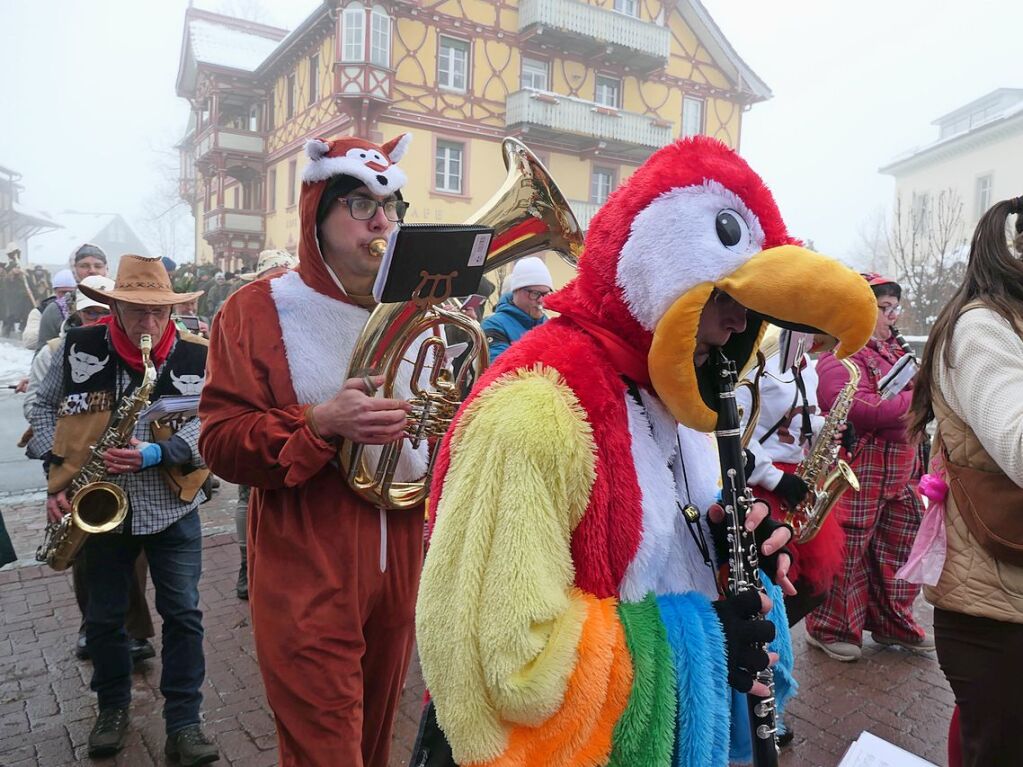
[173,314,201,333]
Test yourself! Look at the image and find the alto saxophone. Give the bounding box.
[36,334,158,570]
[784,358,860,543]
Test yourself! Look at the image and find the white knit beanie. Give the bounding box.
[509,256,553,292]
[52,268,76,290]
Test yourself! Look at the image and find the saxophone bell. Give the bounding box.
[35,333,156,570]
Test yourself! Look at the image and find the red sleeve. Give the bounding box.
[198,284,336,489]
[816,351,911,434]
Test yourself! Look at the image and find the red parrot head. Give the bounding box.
[546,136,876,432]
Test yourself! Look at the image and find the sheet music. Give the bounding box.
[838,731,937,767]
[878,355,918,400]
[139,395,200,425]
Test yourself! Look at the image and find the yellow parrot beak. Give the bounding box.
[648,245,877,432]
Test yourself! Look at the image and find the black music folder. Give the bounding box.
[372,223,495,305]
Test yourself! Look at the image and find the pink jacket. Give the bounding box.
[816,337,913,444]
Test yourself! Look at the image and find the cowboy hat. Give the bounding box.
[240,249,298,281]
[77,254,203,307]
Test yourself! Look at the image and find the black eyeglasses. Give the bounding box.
[336,197,409,222]
[523,289,552,301]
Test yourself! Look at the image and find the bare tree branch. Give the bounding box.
[882,187,967,333]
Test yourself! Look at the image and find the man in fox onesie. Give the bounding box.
[416,136,877,766]
[199,133,425,767]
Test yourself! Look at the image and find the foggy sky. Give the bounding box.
[2,0,1019,266]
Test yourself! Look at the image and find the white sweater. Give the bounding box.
[935,306,1023,487]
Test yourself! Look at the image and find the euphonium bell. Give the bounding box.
[339,138,585,510]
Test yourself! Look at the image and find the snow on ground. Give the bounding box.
[0,338,34,386]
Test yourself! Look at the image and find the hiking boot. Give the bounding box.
[130,638,156,663]
[235,559,248,601]
[165,724,220,765]
[805,632,861,662]
[871,631,936,655]
[88,707,129,757]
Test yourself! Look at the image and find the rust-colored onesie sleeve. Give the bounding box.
[199,283,337,489]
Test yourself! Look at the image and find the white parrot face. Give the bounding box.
[68,344,109,384]
[615,179,766,332]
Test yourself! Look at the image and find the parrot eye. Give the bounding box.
[715,209,749,250]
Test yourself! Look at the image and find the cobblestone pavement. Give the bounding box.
[1,482,953,766]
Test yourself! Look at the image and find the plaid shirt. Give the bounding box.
[28,336,205,535]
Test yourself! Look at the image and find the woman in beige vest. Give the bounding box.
[907,195,1023,766]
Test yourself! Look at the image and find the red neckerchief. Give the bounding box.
[556,308,651,386]
[98,315,176,373]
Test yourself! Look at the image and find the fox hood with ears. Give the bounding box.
[296,133,411,302]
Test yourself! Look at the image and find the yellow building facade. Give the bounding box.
[176,0,769,285]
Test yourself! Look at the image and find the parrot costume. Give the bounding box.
[416,136,877,767]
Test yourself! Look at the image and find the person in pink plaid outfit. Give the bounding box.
[804,273,933,662]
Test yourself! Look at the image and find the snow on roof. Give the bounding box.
[881,98,1023,172]
[24,212,118,267]
[11,201,60,228]
[189,18,282,72]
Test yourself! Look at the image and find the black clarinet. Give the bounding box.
[891,326,918,362]
[713,350,779,767]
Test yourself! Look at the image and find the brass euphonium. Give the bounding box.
[36,334,157,570]
[340,137,584,510]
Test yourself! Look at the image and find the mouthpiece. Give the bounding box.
[368,239,388,258]
[140,334,152,355]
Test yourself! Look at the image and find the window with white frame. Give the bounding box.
[595,75,620,108]
[435,140,464,194]
[308,53,319,104]
[342,4,365,62]
[370,6,391,66]
[681,96,704,137]
[613,0,639,16]
[975,174,993,219]
[521,56,549,91]
[591,167,615,204]
[438,36,469,91]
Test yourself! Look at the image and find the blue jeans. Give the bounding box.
[83,510,205,734]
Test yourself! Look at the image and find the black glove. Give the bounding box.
[840,422,858,453]
[774,472,809,509]
[708,504,793,587]
[712,588,775,693]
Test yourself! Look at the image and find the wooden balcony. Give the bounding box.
[567,199,602,231]
[518,0,669,72]
[193,125,266,169]
[506,89,672,160]
[203,207,265,237]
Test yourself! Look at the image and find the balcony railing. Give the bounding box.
[203,208,265,236]
[194,126,266,165]
[507,90,672,155]
[334,62,392,102]
[567,199,602,232]
[518,0,669,67]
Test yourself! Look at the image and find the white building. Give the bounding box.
[880,88,1023,231]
